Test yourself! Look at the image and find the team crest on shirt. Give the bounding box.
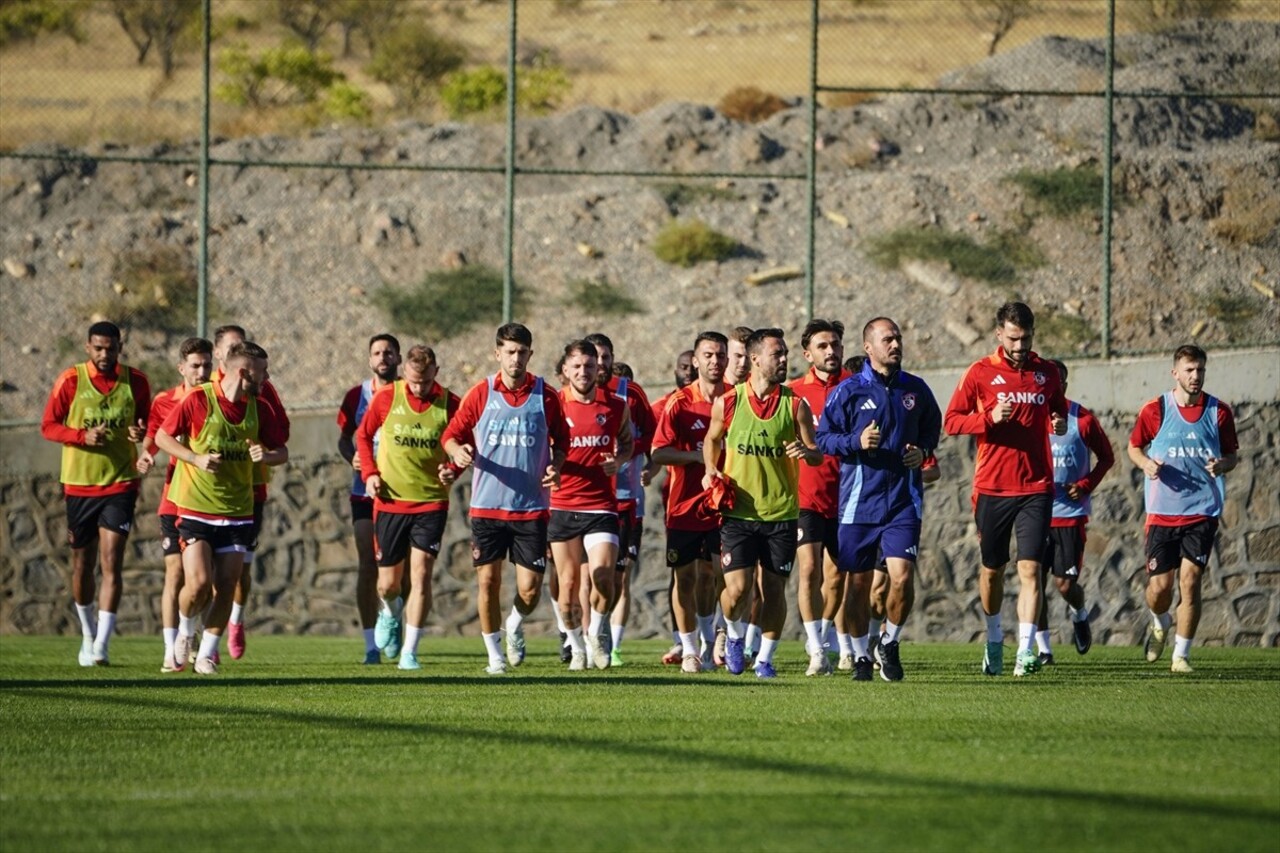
[596,414,607,426]
[902,393,916,411]
[1034,372,1046,386]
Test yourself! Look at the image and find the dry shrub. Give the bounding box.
[824,91,878,109]
[718,86,788,123]
[1208,175,1280,247]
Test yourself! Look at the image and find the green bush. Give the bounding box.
[1007,165,1104,217]
[0,0,85,47]
[367,21,467,107]
[653,220,739,267]
[563,278,644,317]
[215,42,344,108]
[439,63,572,118]
[863,227,1044,285]
[322,80,371,121]
[373,266,525,341]
[651,181,739,213]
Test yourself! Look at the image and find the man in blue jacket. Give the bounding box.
[816,317,941,682]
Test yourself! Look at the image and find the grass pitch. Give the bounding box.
[1,637,1277,852]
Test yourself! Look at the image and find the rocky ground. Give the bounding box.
[1,19,1276,419]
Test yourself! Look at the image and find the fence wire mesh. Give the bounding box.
[1,0,1277,424]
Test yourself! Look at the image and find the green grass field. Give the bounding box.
[1,637,1277,852]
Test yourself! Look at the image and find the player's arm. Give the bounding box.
[1126,400,1162,479]
[1207,403,1239,476]
[336,386,361,466]
[944,367,1001,435]
[790,398,822,466]
[815,385,860,459]
[156,396,219,471]
[39,369,89,445]
[441,384,483,468]
[701,395,728,482]
[355,389,391,482]
[126,368,152,443]
[614,401,635,467]
[650,397,699,466]
[1074,409,1115,496]
[250,398,289,467]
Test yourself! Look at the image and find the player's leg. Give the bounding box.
[505,518,548,669]
[1010,495,1050,676]
[584,531,619,669]
[353,501,380,663]
[868,567,888,659]
[610,514,639,666]
[93,524,127,666]
[160,514,184,672]
[65,497,101,665]
[795,521,826,672]
[174,521,216,668]
[398,512,445,671]
[228,499,264,660]
[752,521,798,679]
[698,560,722,667]
[975,494,1017,676]
[196,547,245,674]
[373,510,409,659]
[820,552,850,668]
[1170,558,1204,672]
[552,537,586,669]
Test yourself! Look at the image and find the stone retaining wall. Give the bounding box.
[3,402,1277,647]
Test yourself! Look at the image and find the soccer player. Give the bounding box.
[703,328,822,678]
[1035,358,1114,664]
[550,341,633,670]
[817,318,942,682]
[586,333,655,667]
[1127,345,1237,673]
[673,349,697,390]
[724,326,763,661]
[944,302,1067,678]
[156,341,288,674]
[136,336,213,672]
[356,345,461,671]
[651,331,729,673]
[337,333,402,664]
[210,324,291,661]
[442,323,567,674]
[653,349,696,665]
[41,321,151,666]
[786,319,851,676]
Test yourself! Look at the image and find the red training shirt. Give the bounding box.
[652,381,721,532]
[1129,394,1237,528]
[553,386,629,512]
[41,361,152,497]
[787,366,851,519]
[355,380,461,515]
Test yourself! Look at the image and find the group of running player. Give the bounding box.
[43,299,1237,678]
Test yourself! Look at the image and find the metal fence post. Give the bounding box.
[502,0,518,325]
[805,0,819,323]
[1101,0,1116,359]
[197,0,211,338]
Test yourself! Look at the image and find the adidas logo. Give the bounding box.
[1186,431,1197,440]
[990,375,1007,385]
[860,399,877,411]
[1066,567,1078,576]
[691,419,706,430]
[1194,554,1208,565]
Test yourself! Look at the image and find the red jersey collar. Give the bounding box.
[491,372,536,393]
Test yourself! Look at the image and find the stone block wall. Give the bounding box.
[3,402,1277,648]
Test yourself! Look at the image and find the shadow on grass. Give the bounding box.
[6,683,1279,826]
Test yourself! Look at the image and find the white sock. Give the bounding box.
[1173,635,1192,659]
[94,612,116,650]
[611,623,625,650]
[679,631,698,658]
[884,619,903,643]
[363,628,377,653]
[744,623,762,652]
[758,637,778,664]
[725,619,745,640]
[851,633,869,659]
[229,602,244,625]
[404,626,422,656]
[198,630,220,660]
[162,627,178,652]
[1151,608,1172,631]
[587,609,605,639]
[506,606,525,634]
[1036,630,1052,654]
[179,613,196,637]
[697,614,714,647]
[837,632,852,655]
[553,606,569,634]
[985,613,1003,643]
[482,631,503,663]
[75,603,96,638]
[802,620,821,655]
[1017,622,1035,653]
[567,627,585,653]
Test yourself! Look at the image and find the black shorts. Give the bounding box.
[471,517,548,571]
[177,518,254,554]
[548,509,619,543]
[616,507,637,570]
[1145,520,1218,575]
[797,509,839,563]
[975,493,1051,568]
[720,517,798,577]
[159,513,181,557]
[65,492,138,548]
[247,500,265,553]
[351,496,374,523]
[375,509,446,566]
[665,527,720,569]
[1042,524,1085,579]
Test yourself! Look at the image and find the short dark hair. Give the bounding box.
[1050,358,1068,380]
[404,344,436,372]
[226,341,268,362]
[801,319,844,350]
[995,302,1035,330]
[844,355,866,373]
[584,332,614,355]
[562,339,597,362]
[87,321,121,341]
[861,316,898,342]
[369,333,400,353]
[612,361,633,379]
[694,331,728,350]
[745,327,784,357]
[1174,344,1207,365]
[496,323,533,348]
[179,337,213,359]
[213,324,247,345]
[729,326,754,345]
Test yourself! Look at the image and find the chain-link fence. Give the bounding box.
[1,0,1277,424]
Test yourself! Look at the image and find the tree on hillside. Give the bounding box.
[367,20,467,107]
[343,0,404,57]
[0,0,88,48]
[963,0,1037,57]
[106,0,200,78]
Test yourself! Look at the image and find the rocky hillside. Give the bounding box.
[1,20,1276,418]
